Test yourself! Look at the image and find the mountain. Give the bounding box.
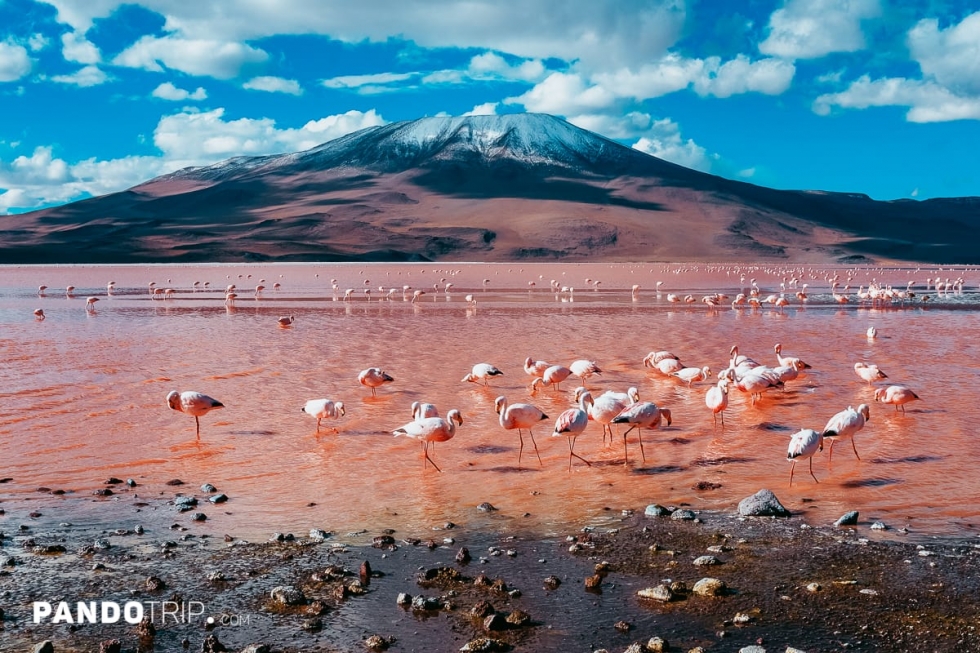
[3,113,979,263]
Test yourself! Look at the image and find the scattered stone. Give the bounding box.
[738,489,790,517]
[135,525,145,534]
[364,635,395,650]
[637,585,675,602]
[360,560,372,585]
[418,566,462,585]
[270,586,306,606]
[209,494,228,504]
[308,528,330,541]
[93,538,112,550]
[206,571,225,582]
[93,489,113,497]
[732,612,754,625]
[201,483,217,493]
[302,618,323,633]
[543,575,561,590]
[146,576,166,591]
[174,496,197,512]
[693,480,722,491]
[457,547,472,564]
[806,583,822,592]
[373,535,396,549]
[411,595,442,612]
[614,620,632,632]
[240,646,270,653]
[460,638,510,652]
[693,555,723,566]
[646,637,669,653]
[136,616,156,638]
[693,578,728,596]
[32,642,54,653]
[871,521,887,530]
[396,593,412,606]
[505,609,530,627]
[477,502,497,512]
[860,588,879,596]
[738,647,766,653]
[192,513,207,522]
[126,479,137,487]
[584,574,602,591]
[835,511,859,526]
[165,479,185,486]
[671,509,697,521]
[307,600,329,616]
[99,640,121,653]
[645,504,671,517]
[105,477,123,485]
[201,634,228,652]
[470,600,495,618]
[33,544,67,554]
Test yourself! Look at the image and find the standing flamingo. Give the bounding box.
[302,399,345,432]
[462,363,504,386]
[787,428,823,485]
[531,365,573,392]
[34,308,45,321]
[167,390,224,437]
[611,401,671,464]
[569,359,602,385]
[551,393,592,471]
[393,409,463,472]
[359,368,394,396]
[874,386,920,413]
[494,396,548,468]
[411,401,440,420]
[774,343,811,369]
[854,362,888,385]
[705,378,730,426]
[523,357,551,378]
[821,404,870,461]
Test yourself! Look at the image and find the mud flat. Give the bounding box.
[4,494,980,653]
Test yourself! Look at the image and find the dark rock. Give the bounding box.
[360,560,372,585]
[645,504,671,517]
[33,544,67,554]
[456,546,472,564]
[543,575,561,590]
[240,646,270,653]
[201,483,217,493]
[417,566,462,585]
[99,640,121,653]
[411,595,442,611]
[165,479,185,486]
[302,618,323,633]
[470,600,495,618]
[483,612,509,631]
[93,538,111,550]
[490,578,509,593]
[270,586,306,606]
[192,513,207,522]
[395,593,412,606]
[201,634,228,652]
[477,502,497,512]
[146,576,166,591]
[835,511,859,526]
[584,574,602,591]
[105,477,123,485]
[637,585,675,602]
[209,494,228,504]
[372,535,396,549]
[737,489,791,517]
[671,509,697,520]
[364,635,395,650]
[615,620,632,632]
[33,642,54,653]
[308,528,329,540]
[136,616,156,638]
[126,479,137,487]
[460,638,511,652]
[307,600,329,616]
[93,489,113,497]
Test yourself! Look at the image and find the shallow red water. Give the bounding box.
[2,262,979,542]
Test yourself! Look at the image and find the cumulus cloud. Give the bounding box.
[28,34,49,52]
[507,72,617,114]
[814,76,980,122]
[759,0,880,60]
[243,76,303,95]
[631,118,712,171]
[908,11,980,95]
[468,52,546,82]
[463,102,498,116]
[151,81,207,100]
[51,65,109,87]
[694,55,795,98]
[321,72,415,93]
[0,41,32,82]
[113,35,267,79]
[61,31,101,64]
[38,0,687,73]
[1,108,388,212]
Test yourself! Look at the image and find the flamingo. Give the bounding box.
[569,359,601,384]
[874,386,920,414]
[38,285,47,295]
[854,362,887,385]
[462,363,504,386]
[85,297,99,312]
[277,315,295,327]
[705,378,730,426]
[393,409,463,472]
[642,351,679,367]
[774,343,811,370]
[575,387,628,446]
[302,399,345,432]
[671,365,711,387]
[411,402,439,420]
[822,404,870,461]
[611,401,671,464]
[225,292,238,305]
[867,326,878,339]
[495,396,548,468]
[167,390,224,437]
[551,394,592,471]
[523,357,551,378]
[359,368,394,396]
[34,308,45,321]
[66,285,75,297]
[532,365,572,392]
[787,428,823,485]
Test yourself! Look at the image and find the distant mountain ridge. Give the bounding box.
[2,113,979,263]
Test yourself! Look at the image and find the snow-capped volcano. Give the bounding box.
[3,113,978,264]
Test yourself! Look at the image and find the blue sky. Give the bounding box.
[1,0,979,214]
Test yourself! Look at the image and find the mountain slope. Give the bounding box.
[2,113,978,263]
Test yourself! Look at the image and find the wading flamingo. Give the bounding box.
[359,368,394,396]
[705,378,729,426]
[787,428,823,485]
[874,386,920,414]
[393,409,463,472]
[854,362,888,385]
[611,401,671,464]
[495,396,548,468]
[822,404,870,461]
[302,399,345,432]
[552,393,592,471]
[167,390,224,437]
[462,363,504,386]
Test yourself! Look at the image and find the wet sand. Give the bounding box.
[4,502,980,652]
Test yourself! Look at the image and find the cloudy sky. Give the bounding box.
[1,0,979,214]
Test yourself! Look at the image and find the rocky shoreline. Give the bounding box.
[3,488,980,653]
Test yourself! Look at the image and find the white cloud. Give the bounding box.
[28,34,50,52]
[38,0,687,73]
[759,0,880,60]
[910,187,919,197]
[591,54,705,101]
[506,72,617,114]
[463,102,498,116]
[813,76,980,122]
[908,11,980,95]
[61,31,101,64]
[243,76,303,95]
[113,35,268,79]
[0,41,32,82]
[51,65,109,87]
[694,55,795,98]
[468,52,546,82]
[152,81,207,100]
[1,108,388,213]
[321,72,414,91]
[566,112,658,139]
[632,118,712,171]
